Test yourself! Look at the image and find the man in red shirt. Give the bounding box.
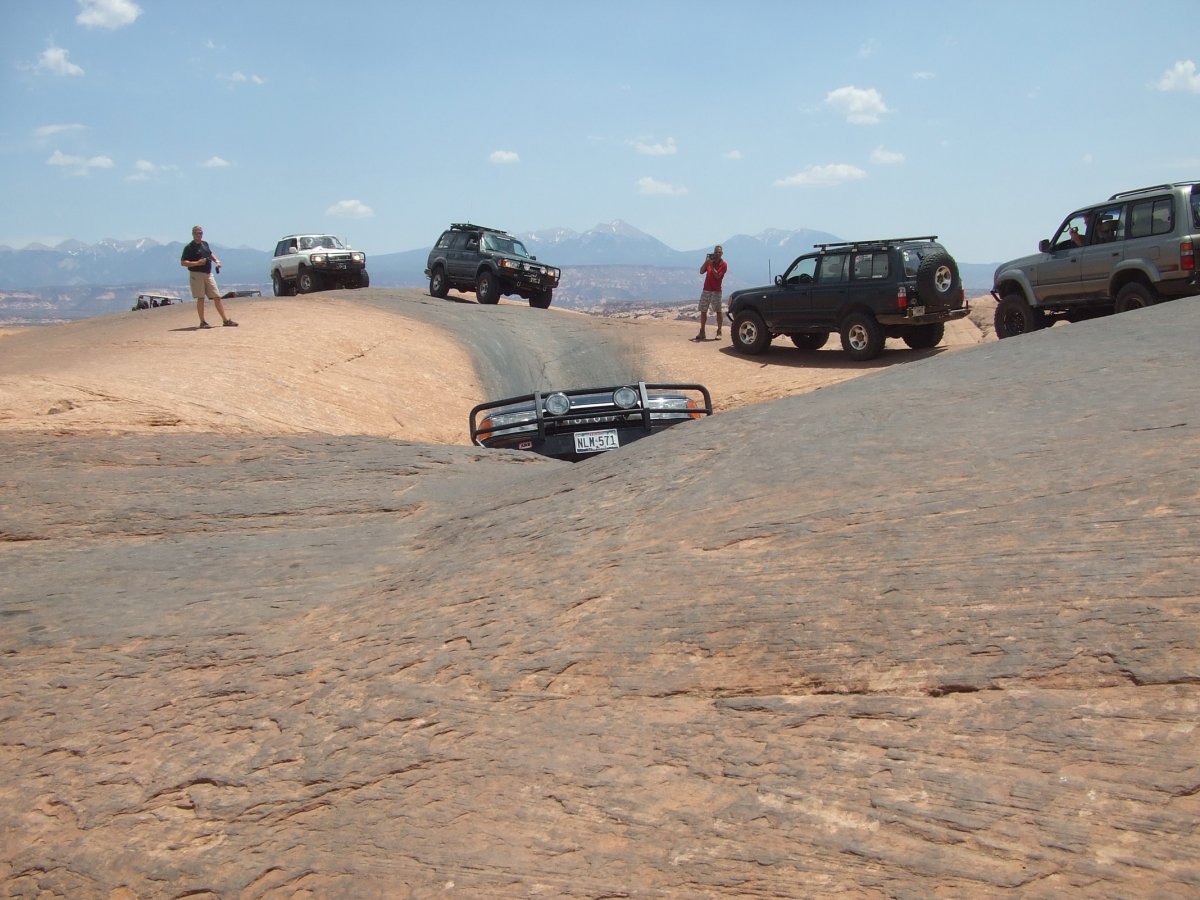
[692,244,727,342]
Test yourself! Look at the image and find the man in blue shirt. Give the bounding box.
[180,225,237,328]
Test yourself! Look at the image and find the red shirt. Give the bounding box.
[702,257,728,293]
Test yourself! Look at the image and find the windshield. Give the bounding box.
[299,235,345,251]
[482,233,530,257]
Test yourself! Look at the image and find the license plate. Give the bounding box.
[910,305,926,317]
[574,429,619,454]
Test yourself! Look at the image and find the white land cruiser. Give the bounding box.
[270,234,369,296]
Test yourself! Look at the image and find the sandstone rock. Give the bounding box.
[1,299,1197,895]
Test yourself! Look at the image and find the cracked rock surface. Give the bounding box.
[1,295,1197,896]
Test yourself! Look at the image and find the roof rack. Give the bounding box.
[450,222,510,235]
[1109,182,1197,200]
[812,235,938,251]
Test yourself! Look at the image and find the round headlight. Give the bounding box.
[544,392,571,416]
[613,386,640,409]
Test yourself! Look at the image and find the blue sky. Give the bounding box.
[3,0,1199,265]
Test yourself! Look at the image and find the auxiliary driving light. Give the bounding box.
[544,392,571,416]
[612,386,640,409]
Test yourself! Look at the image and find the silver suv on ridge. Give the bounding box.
[991,181,1200,338]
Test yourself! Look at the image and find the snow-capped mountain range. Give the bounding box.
[0,221,846,290]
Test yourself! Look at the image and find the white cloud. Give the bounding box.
[221,71,266,86]
[912,71,935,81]
[631,137,678,156]
[825,86,889,124]
[36,46,84,77]
[774,164,867,187]
[870,146,905,165]
[34,123,86,139]
[46,149,114,175]
[326,199,374,218]
[126,159,177,181]
[636,176,687,196]
[1156,60,1200,94]
[76,0,142,29]
[201,156,231,168]
[723,149,743,161]
[489,150,520,164]
[858,39,879,59]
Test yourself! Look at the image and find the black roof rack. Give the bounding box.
[450,222,510,235]
[1109,182,1198,200]
[812,235,938,251]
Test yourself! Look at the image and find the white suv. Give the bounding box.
[270,234,368,296]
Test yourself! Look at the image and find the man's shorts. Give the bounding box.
[189,271,220,301]
[698,290,722,315]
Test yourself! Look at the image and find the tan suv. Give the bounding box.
[991,181,1200,338]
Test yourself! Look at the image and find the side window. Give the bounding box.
[1052,212,1092,250]
[784,256,817,284]
[817,254,848,284]
[1191,189,1200,229]
[274,241,286,257]
[1129,197,1174,238]
[466,233,480,252]
[852,252,889,279]
[436,232,453,250]
[1090,206,1123,244]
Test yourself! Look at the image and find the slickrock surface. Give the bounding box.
[1,294,1197,896]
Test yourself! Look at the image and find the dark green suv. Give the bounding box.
[991,181,1200,338]
[727,236,967,361]
[425,223,561,309]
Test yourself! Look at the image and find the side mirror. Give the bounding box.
[1038,239,1051,253]
[775,274,783,286]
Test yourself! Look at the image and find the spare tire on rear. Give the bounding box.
[916,250,961,304]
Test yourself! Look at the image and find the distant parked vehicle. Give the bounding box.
[270,234,368,296]
[426,223,560,308]
[131,292,180,311]
[470,382,712,461]
[991,181,1200,338]
[726,236,968,361]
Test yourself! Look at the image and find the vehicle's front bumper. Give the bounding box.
[313,261,366,274]
[501,271,559,290]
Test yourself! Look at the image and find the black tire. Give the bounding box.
[1115,282,1157,313]
[429,266,448,298]
[297,268,321,294]
[732,310,771,354]
[789,332,829,351]
[476,270,501,304]
[840,312,886,361]
[916,250,962,304]
[529,288,553,309]
[902,322,945,350]
[994,292,1045,339]
[272,271,292,297]
[357,270,369,289]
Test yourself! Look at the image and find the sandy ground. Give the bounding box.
[0,292,991,442]
[0,295,481,442]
